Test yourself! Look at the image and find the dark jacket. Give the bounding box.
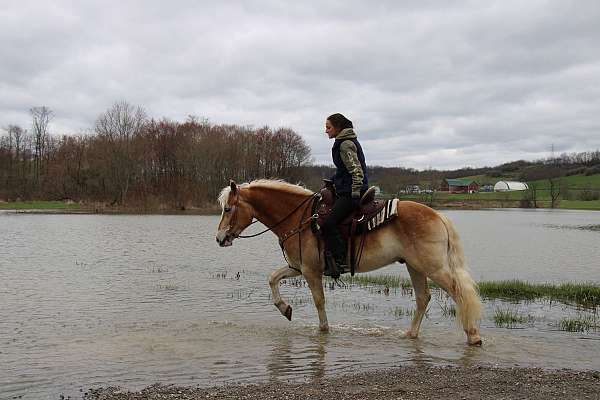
[331,128,368,197]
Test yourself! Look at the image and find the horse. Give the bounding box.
[215,179,482,345]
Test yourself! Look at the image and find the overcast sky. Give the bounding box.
[1,1,599,169]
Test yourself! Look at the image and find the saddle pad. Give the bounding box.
[366,198,398,231]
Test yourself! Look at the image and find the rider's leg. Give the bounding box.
[322,195,354,276]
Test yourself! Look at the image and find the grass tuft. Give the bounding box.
[493,308,528,328]
[350,275,600,308]
[349,274,412,289]
[440,302,457,318]
[155,282,179,291]
[559,315,599,332]
[390,306,417,319]
[478,280,600,308]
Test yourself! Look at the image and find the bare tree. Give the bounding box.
[548,177,561,208]
[95,101,147,205]
[530,182,538,208]
[2,109,313,208]
[9,125,25,165]
[30,106,53,182]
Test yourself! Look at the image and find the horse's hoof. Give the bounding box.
[404,330,418,339]
[284,305,292,321]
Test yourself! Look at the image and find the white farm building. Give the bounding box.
[494,181,529,192]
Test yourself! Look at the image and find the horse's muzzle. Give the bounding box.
[216,230,234,247]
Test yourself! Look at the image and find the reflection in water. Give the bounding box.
[267,334,328,382]
[405,338,427,365]
[456,343,482,367]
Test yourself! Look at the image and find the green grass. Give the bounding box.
[528,174,600,190]
[445,173,600,191]
[558,200,600,210]
[0,200,81,210]
[350,274,600,308]
[559,315,599,332]
[393,173,600,210]
[477,280,600,307]
[493,308,528,328]
[348,274,413,289]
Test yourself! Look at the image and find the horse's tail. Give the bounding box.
[437,213,482,330]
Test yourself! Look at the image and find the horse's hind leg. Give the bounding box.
[404,265,431,339]
[429,268,482,346]
[269,266,301,321]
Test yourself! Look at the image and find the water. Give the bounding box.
[1,209,599,399]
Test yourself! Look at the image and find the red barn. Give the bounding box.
[440,178,480,193]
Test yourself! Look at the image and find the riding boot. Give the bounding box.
[331,230,348,272]
[324,251,340,279]
[323,231,347,278]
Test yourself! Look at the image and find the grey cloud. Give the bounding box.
[1,0,599,169]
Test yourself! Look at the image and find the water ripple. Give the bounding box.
[1,212,600,398]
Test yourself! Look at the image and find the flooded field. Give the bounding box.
[1,209,599,398]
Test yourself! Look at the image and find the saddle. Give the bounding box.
[313,180,386,276]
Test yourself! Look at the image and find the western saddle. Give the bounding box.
[312,180,386,276]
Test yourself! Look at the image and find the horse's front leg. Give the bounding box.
[304,270,329,333]
[268,266,301,321]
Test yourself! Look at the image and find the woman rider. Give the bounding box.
[322,113,369,278]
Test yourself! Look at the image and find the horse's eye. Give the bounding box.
[224,207,231,213]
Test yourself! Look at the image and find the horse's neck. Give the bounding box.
[245,187,311,235]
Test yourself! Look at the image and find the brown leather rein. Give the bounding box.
[231,192,319,239]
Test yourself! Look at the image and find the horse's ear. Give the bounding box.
[229,180,237,194]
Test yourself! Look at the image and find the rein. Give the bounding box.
[232,192,320,274]
[236,193,319,239]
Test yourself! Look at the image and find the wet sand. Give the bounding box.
[83,365,600,400]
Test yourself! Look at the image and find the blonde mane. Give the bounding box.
[218,179,313,209]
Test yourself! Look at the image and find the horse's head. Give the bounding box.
[216,180,254,247]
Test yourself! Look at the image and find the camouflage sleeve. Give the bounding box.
[340,140,364,197]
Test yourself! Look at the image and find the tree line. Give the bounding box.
[0,101,311,209]
[2,101,599,208]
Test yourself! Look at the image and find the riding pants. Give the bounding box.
[322,195,354,262]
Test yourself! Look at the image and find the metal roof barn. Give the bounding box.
[494,181,529,191]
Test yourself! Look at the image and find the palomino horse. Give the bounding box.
[216,179,482,345]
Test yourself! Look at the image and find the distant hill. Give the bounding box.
[299,151,600,195]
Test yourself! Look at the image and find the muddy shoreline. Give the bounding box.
[82,365,600,400]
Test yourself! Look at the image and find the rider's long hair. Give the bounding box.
[327,113,353,131]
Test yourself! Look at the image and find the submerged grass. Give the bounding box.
[478,280,600,308]
[439,302,457,318]
[350,274,600,308]
[389,306,419,319]
[348,274,413,289]
[155,282,180,291]
[493,308,532,328]
[559,315,599,332]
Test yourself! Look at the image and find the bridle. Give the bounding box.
[223,192,321,271]
[225,192,319,239]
